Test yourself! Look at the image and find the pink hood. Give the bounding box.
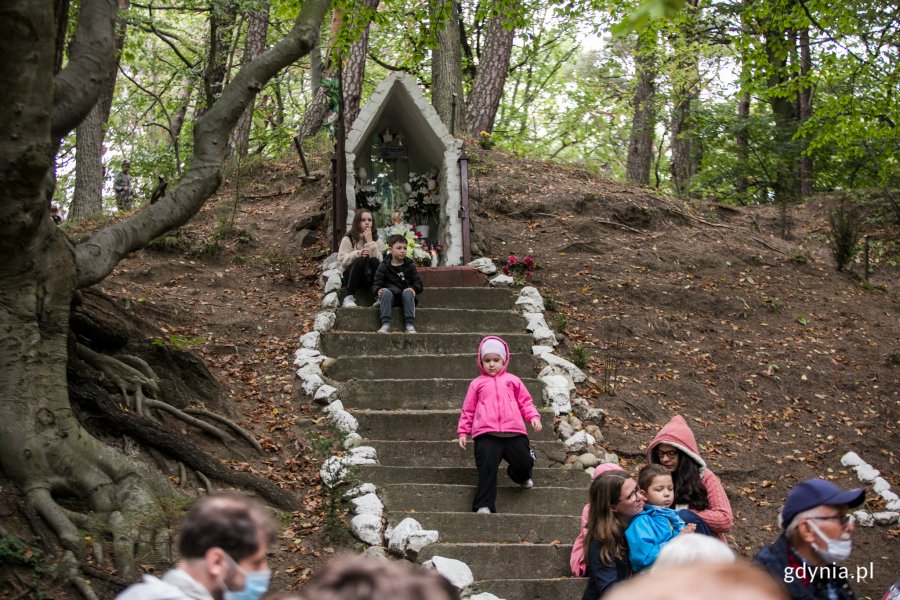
[646,414,706,472]
[476,335,510,376]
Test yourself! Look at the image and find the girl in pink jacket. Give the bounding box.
[457,336,542,514]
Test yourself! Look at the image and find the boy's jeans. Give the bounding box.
[379,289,415,325]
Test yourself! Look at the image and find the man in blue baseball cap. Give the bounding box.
[753,479,865,600]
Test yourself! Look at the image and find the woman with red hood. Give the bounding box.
[646,415,734,539]
[457,336,542,514]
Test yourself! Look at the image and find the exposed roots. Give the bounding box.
[185,407,265,453]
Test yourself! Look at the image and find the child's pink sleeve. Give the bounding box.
[456,379,479,436]
[569,503,590,576]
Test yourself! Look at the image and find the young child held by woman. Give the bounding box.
[457,336,542,514]
[624,464,696,573]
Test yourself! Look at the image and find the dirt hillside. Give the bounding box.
[3,145,896,598]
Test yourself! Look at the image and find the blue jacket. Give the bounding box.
[624,505,685,572]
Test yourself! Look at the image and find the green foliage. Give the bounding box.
[827,197,864,271]
[554,313,569,333]
[571,344,589,370]
[0,533,55,597]
[151,334,206,349]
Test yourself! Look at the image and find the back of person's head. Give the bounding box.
[178,493,275,561]
[637,464,670,491]
[652,533,735,569]
[606,561,788,600]
[292,555,460,600]
[386,234,406,248]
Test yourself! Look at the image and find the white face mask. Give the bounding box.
[807,520,852,563]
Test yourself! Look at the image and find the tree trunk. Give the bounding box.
[202,0,238,114]
[69,0,128,222]
[669,0,701,196]
[798,26,813,198]
[736,89,751,202]
[1,0,328,592]
[229,3,270,158]
[466,5,515,136]
[626,29,657,186]
[431,0,468,134]
[764,25,800,207]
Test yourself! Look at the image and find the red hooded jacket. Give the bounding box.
[646,415,734,536]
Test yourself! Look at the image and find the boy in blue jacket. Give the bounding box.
[625,464,696,572]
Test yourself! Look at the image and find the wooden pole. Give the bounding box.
[332,58,347,251]
[459,146,471,264]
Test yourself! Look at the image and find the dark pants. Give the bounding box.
[343,256,380,294]
[379,289,415,326]
[473,434,534,512]
[678,509,715,536]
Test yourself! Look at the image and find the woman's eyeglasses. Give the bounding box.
[657,450,679,460]
[620,488,641,503]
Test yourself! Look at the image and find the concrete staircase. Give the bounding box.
[322,276,589,598]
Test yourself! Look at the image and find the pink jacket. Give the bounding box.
[569,463,625,577]
[646,415,734,536]
[456,336,540,439]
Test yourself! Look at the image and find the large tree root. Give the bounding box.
[76,378,298,510]
[74,343,265,452]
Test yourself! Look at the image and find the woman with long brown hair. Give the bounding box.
[337,209,385,307]
[582,472,643,599]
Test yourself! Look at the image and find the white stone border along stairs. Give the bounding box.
[840,452,899,527]
[292,255,614,597]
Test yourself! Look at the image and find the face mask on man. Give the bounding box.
[221,553,271,600]
[807,520,852,563]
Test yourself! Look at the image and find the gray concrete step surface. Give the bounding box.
[386,511,581,544]
[333,308,525,333]
[378,483,585,515]
[338,378,544,410]
[320,332,533,357]
[417,542,571,580]
[415,287,516,309]
[476,578,588,599]
[368,440,567,468]
[325,353,533,381]
[354,409,556,442]
[358,466,588,488]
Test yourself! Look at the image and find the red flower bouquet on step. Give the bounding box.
[502,254,537,284]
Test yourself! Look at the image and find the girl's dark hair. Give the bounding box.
[582,473,631,566]
[651,447,709,510]
[348,209,378,245]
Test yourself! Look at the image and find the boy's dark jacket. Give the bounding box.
[372,257,424,296]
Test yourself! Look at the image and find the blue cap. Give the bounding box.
[781,479,865,529]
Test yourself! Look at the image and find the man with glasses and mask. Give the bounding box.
[118,493,275,600]
[754,479,865,600]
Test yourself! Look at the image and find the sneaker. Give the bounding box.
[522,479,534,489]
[405,324,417,334]
[342,295,357,308]
[476,507,491,514]
[377,324,391,334]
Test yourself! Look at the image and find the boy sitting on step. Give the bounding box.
[625,464,696,572]
[372,234,423,334]
[457,336,542,514]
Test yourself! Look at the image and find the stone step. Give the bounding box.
[418,267,486,288]
[333,308,524,333]
[354,409,557,442]
[359,466,588,488]
[476,578,587,599]
[386,511,580,544]
[378,483,585,515]
[418,543,571,580]
[338,379,544,410]
[415,287,515,309]
[320,332,532,357]
[369,440,567,468]
[326,353,533,381]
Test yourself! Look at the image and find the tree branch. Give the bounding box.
[52,0,118,140]
[74,0,330,288]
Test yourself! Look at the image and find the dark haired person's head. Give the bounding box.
[386,234,406,248]
[293,555,460,600]
[651,445,709,510]
[637,464,670,492]
[177,494,276,599]
[349,210,376,243]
